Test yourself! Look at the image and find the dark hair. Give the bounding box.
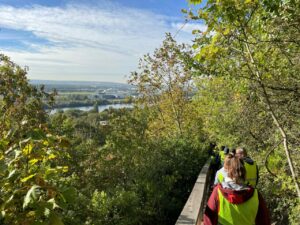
[227,156,246,184]
[221,146,225,150]
[224,147,229,154]
[231,148,236,155]
[224,153,235,170]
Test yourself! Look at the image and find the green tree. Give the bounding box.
[0,54,71,224]
[189,0,300,198]
[187,0,300,223]
[129,33,204,141]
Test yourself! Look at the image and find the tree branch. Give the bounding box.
[264,141,282,178]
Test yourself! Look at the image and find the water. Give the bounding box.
[49,103,133,114]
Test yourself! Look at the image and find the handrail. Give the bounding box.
[175,159,212,225]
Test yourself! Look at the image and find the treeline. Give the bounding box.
[44,99,109,109]
[44,95,133,109]
[0,38,208,225]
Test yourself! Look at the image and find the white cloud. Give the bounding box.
[0,2,198,82]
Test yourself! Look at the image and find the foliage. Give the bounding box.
[188,0,300,223]
[129,33,204,141]
[47,106,207,225]
[43,34,208,224]
[96,109,207,225]
[0,55,72,224]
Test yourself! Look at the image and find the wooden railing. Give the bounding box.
[175,159,212,225]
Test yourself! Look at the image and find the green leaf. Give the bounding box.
[60,187,77,204]
[44,207,50,218]
[23,185,40,209]
[0,139,9,151]
[0,160,7,175]
[7,169,16,179]
[49,213,64,225]
[181,9,188,14]
[189,0,202,4]
[7,170,20,181]
[20,137,31,145]
[30,128,47,140]
[5,194,14,204]
[0,211,5,219]
[31,222,47,225]
[14,149,21,158]
[48,198,60,209]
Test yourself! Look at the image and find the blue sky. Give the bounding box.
[0,0,205,83]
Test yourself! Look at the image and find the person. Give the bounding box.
[204,155,270,225]
[208,142,216,156]
[214,154,232,185]
[236,147,259,187]
[219,146,229,166]
[210,144,221,175]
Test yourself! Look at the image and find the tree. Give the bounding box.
[189,0,300,198]
[0,54,71,224]
[92,101,99,113]
[129,33,204,141]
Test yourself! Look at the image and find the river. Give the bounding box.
[49,103,133,114]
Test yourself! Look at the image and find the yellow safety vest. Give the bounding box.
[244,161,258,187]
[218,188,259,225]
[217,172,225,183]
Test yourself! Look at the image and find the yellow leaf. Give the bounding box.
[223,28,230,35]
[55,166,69,173]
[48,154,57,159]
[21,173,36,182]
[22,144,33,155]
[62,166,68,173]
[26,211,35,218]
[29,159,39,165]
[46,168,57,175]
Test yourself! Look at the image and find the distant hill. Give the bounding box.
[30,79,131,87]
[29,80,133,92]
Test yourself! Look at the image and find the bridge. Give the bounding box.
[175,159,213,225]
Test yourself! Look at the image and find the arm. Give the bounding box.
[255,191,271,225]
[203,186,219,225]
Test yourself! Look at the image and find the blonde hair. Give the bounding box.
[236,147,247,157]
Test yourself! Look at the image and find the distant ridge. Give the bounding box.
[29,79,134,93]
[29,79,131,87]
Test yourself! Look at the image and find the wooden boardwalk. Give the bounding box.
[175,159,213,225]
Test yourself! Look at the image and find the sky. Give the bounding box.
[0,0,205,83]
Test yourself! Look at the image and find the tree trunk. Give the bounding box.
[245,42,300,198]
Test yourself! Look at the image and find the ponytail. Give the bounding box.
[227,156,246,184]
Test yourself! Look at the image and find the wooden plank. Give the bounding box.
[175,159,211,225]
